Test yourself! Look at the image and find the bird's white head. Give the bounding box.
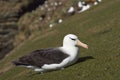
[63,34,88,49]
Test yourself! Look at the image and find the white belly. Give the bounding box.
[41,57,70,70]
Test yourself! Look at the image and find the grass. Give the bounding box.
[0,0,120,80]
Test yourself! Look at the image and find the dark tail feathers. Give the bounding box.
[12,61,28,66]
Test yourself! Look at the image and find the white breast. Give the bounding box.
[60,47,79,65]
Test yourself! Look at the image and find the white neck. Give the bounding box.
[61,46,79,65]
[60,45,79,63]
[62,45,79,55]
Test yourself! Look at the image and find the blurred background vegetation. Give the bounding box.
[0,0,72,59]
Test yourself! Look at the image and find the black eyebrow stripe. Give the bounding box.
[69,37,76,41]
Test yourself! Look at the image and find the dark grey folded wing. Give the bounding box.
[13,48,69,68]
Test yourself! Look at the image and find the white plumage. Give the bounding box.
[98,0,102,2]
[13,34,88,73]
[67,6,75,13]
[94,2,98,5]
[34,34,88,72]
[58,19,63,23]
[78,4,91,13]
[78,1,83,8]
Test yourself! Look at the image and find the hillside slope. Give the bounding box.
[0,0,47,59]
[0,0,120,80]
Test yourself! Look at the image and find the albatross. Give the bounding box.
[13,34,88,72]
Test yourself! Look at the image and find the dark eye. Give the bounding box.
[70,37,76,41]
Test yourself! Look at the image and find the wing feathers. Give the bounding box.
[13,48,69,68]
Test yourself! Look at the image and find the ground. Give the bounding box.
[0,0,120,80]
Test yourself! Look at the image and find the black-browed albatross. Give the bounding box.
[13,34,88,72]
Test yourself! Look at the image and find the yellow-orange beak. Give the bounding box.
[76,39,88,49]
